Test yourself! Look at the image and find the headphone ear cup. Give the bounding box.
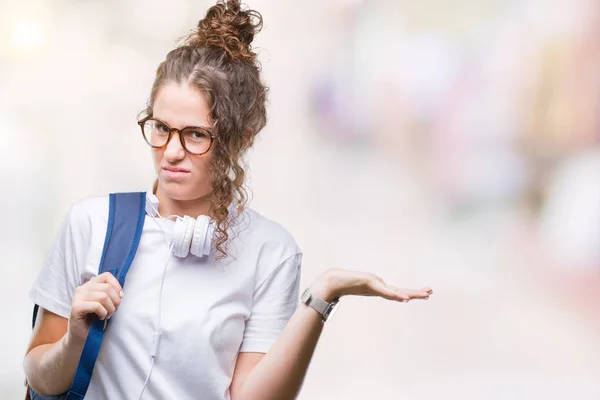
[190,216,210,258]
[172,216,195,258]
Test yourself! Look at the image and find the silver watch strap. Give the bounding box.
[306,294,330,315]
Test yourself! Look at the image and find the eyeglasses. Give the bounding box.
[138,117,215,156]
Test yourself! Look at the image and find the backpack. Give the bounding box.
[26,192,147,400]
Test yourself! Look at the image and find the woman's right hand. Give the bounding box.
[67,272,124,344]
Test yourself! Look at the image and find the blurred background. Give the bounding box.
[2,0,599,398]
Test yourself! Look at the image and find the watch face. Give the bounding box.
[324,299,340,321]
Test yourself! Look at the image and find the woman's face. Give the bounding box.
[151,82,214,203]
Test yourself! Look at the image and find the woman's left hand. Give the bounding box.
[310,268,432,303]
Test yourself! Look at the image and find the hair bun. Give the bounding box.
[186,0,263,62]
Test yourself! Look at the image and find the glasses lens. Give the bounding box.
[182,128,212,155]
[142,120,170,147]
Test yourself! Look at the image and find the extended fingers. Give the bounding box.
[376,281,433,303]
[392,286,433,301]
[369,279,410,301]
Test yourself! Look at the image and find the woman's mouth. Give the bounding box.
[162,166,190,181]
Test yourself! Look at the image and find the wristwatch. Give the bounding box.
[301,288,340,321]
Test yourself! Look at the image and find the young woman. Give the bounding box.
[23,1,433,399]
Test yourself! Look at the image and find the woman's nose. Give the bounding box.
[164,131,186,161]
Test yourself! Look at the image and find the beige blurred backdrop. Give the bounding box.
[2,0,600,398]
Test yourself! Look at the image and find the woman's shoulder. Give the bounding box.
[65,194,111,230]
[69,191,147,221]
[236,207,301,255]
[69,194,110,217]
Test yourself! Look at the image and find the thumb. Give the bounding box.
[369,279,409,302]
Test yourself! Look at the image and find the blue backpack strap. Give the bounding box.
[66,192,146,400]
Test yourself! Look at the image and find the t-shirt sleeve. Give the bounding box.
[239,253,302,353]
[29,203,90,319]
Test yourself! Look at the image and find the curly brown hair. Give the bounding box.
[143,0,267,261]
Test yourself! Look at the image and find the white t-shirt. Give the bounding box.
[30,194,302,400]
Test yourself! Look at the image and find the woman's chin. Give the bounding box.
[158,179,211,202]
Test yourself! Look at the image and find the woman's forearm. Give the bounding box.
[236,279,335,400]
[237,305,324,400]
[24,334,85,396]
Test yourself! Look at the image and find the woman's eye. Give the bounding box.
[156,123,170,133]
[190,131,209,140]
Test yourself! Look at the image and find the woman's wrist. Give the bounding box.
[309,269,343,303]
[64,330,87,352]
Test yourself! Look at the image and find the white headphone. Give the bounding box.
[145,191,213,258]
[137,189,214,399]
[135,185,217,399]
